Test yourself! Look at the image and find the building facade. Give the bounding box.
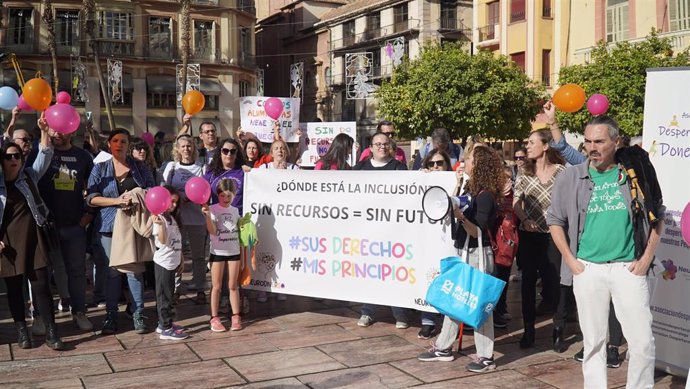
[1,0,257,138]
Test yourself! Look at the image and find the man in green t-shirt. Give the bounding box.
[547,116,664,389]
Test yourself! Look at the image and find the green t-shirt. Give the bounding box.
[576,166,635,263]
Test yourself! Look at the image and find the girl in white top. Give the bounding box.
[202,179,242,332]
[258,140,300,170]
[151,186,189,340]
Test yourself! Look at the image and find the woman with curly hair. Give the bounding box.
[513,129,566,350]
[418,144,506,373]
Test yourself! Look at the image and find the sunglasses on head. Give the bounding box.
[221,148,238,156]
[3,153,22,161]
[426,160,445,168]
[514,156,526,161]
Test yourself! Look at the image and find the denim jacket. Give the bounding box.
[0,145,54,228]
[550,136,586,166]
[86,157,154,234]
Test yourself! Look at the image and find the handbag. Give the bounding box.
[24,173,61,253]
[425,228,506,328]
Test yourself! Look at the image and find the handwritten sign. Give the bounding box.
[240,97,301,142]
[298,122,357,167]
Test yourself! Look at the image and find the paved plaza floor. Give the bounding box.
[0,273,686,389]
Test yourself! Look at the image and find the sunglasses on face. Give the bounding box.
[426,160,445,168]
[514,156,526,161]
[382,131,395,137]
[221,148,238,156]
[134,145,147,152]
[3,153,22,161]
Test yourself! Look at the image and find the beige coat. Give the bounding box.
[110,187,154,273]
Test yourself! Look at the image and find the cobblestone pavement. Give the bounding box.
[0,276,686,388]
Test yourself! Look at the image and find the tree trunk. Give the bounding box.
[180,0,191,125]
[82,0,115,131]
[42,0,59,97]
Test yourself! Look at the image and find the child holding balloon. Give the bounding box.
[201,179,242,332]
[149,185,189,340]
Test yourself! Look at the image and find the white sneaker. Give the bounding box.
[357,315,373,327]
[276,294,287,301]
[395,321,410,329]
[73,312,94,331]
[32,319,46,336]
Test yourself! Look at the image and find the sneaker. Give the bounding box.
[57,298,71,313]
[466,356,496,372]
[97,301,107,308]
[101,311,118,335]
[73,312,94,331]
[156,323,183,334]
[606,345,622,368]
[574,347,584,362]
[493,314,508,329]
[418,345,454,362]
[276,293,287,301]
[210,316,226,332]
[159,326,189,340]
[357,315,373,327]
[230,314,242,331]
[32,318,46,336]
[417,325,435,339]
[133,311,147,334]
[195,292,206,305]
[395,321,409,329]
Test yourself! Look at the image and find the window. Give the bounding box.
[543,0,552,17]
[98,11,133,40]
[341,91,355,121]
[606,0,629,43]
[669,0,690,31]
[194,20,215,60]
[239,80,251,97]
[542,50,551,86]
[148,17,172,58]
[371,48,381,77]
[55,10,79,52]
[488,1,500,24]
[511,0,526,22]
[7,8,33,46]
[366,13,380,39]
[343,20,355,46]
[511,52,525,72]
[394,3,409,33]
[441,0,457,29]
[239,27,253,66]
[147,93,177,108]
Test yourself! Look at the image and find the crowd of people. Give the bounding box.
[0,101,663,387]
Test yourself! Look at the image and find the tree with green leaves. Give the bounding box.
[377,42,546,141]
[557,30,690,136]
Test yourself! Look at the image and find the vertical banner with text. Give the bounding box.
[642,68,690,377]
[242,170,459,311]
[240,97,301,142]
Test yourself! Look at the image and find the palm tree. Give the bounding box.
[42,0,59,97]
[82,0,115,131]
[180,0,191,109]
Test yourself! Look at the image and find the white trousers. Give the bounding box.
[573,259,655,389]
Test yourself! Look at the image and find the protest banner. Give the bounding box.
[642,68,690,378]
[298,122,357,167]
[242,170,458,311]
[240,97,301,142]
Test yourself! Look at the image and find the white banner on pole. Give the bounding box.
[297,122,357,167]
[242,170,458,311]
[240,96,301,143]
[642,68,690,378]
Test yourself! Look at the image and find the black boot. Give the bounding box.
[15,321,31,349]
[520,324,535,349]
[552,327,566,353]
[45,323,65,350]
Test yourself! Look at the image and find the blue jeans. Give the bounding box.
[91,228,108,303]
[55,224,88,313]
[99,234,145,314]
[421,311,441,326]
[361,304,410,323]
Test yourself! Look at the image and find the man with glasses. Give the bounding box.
[178,114,218,165]
[2,107,33,157]
[358,121,407,164]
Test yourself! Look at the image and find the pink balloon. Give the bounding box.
[56,91,71,104]
[185,177,211,205]
[142,132,155,146]
[264,97,284,120]
[681,201,690,246]
[17,95,32,111]
[145,186,172,215]
[45,103,80,134]
[587,94,609,116]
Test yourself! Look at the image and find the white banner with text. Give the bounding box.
[242,170,458,311]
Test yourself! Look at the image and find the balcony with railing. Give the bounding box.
[331,20,420,51]
[510,11,525,23]
[542,74,551,87]
[237,0,256,15]
[439,17,472,39]
[342,35,356,47]
[193,0,219,5]
[543,4,552,18]
[394,20,408,34]
[97,39,135,56]
[573,29,690,64]
[364,28,382,40]
[477,24,500,46]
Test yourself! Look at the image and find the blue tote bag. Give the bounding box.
[425,228,506,328]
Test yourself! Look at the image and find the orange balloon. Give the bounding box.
[553,83,586,113]
[23,78,53,111]
[182,90,205,115]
